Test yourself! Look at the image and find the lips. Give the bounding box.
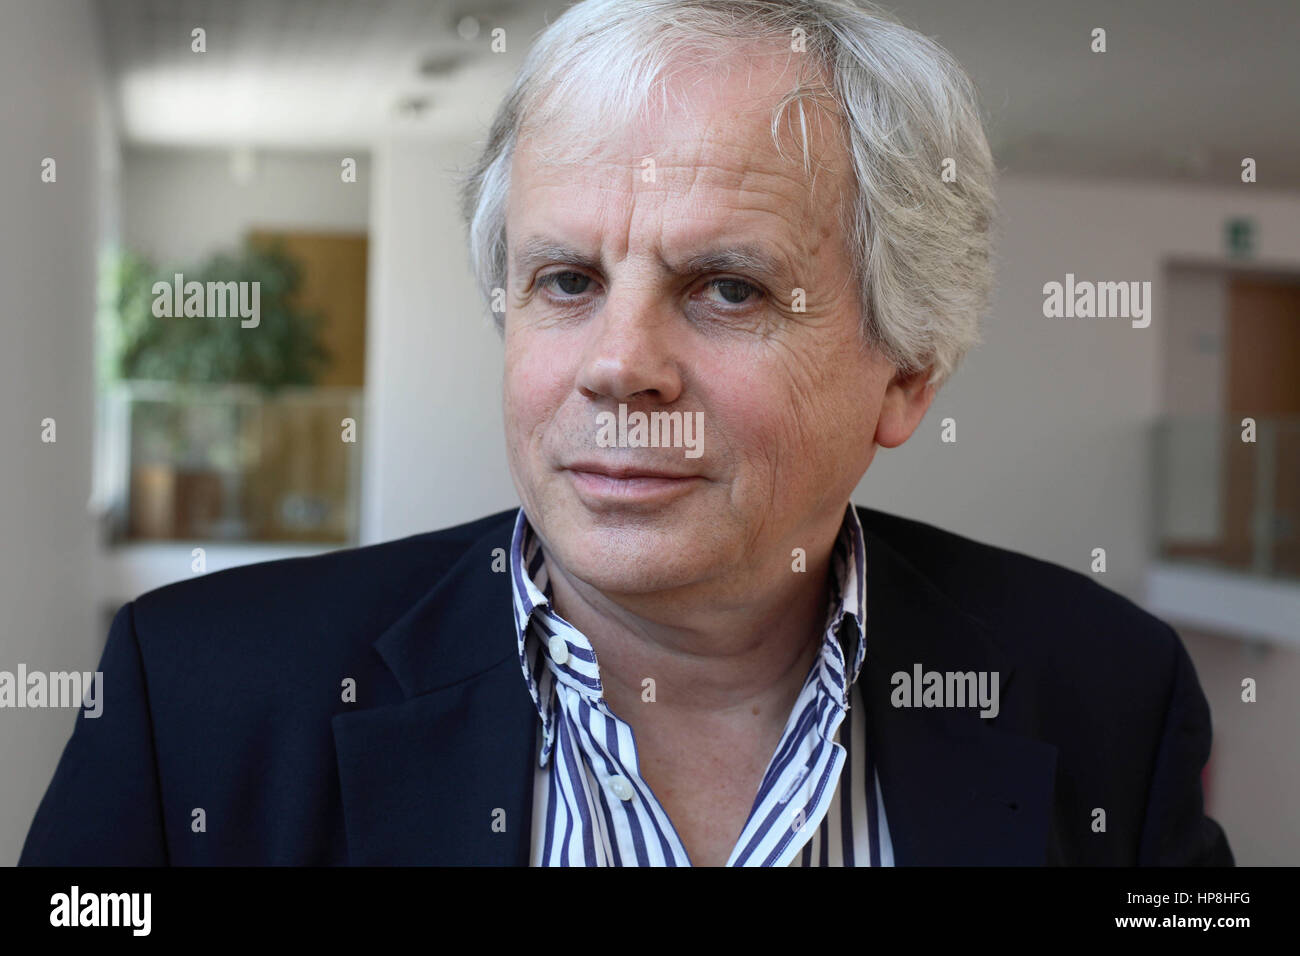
[562,461,704,506]
[564,461,698,481]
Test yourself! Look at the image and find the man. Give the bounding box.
[22,0,1230,866]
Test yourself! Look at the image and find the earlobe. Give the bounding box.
[874,366,936,449]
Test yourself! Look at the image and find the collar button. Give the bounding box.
[547,635,570,666]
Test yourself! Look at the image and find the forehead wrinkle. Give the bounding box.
[511,94,850,289]
[524,80,845,213]
[650,111,845,208]
[513,167,830,288]
[634,157,830,249]
[632,168,814,290]
[661,164,833,276]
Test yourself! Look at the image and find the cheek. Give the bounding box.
[503,330,574,447]
[502,339,537,456]
[692,349,826,483]
[810,354,886,464]
[698,338,879,486]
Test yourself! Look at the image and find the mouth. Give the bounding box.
[562,461,704,506]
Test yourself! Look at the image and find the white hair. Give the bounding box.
[458,0,997,387]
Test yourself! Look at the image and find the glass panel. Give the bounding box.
[1153,417,1300,581]
[104,382,361,544]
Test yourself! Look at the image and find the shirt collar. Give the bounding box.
[824,501,868,699]
[509,503,869,750]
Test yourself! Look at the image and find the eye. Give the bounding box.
[703,277,762,306]
[537,271,593,297]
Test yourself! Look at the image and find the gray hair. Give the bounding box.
[458,0,997,387]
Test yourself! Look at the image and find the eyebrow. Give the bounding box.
[510,235,792,285]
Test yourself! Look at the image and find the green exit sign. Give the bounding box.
[1225,217,1256,257]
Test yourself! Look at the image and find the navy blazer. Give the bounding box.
[20,506,1232,865]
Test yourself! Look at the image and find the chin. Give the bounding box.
[549,520,718,596]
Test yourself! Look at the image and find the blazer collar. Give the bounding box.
[373,515,521,698]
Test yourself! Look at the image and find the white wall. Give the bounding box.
[0,0,114,865]
[857,176,1300,602]
[361,136,517,543]
[122,147,370,267]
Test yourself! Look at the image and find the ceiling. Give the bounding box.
[96,0,547,149]
[96,0,1300,189]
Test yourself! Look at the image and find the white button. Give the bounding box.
[547,635,569,665]
[608,776,634,801]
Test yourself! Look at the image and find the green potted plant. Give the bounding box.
[99,242,330,539]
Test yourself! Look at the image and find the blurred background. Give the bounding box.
[1,0,1297,865]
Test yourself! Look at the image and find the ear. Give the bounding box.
[874,365,936,448]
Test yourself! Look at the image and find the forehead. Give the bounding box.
[508,51,852,259]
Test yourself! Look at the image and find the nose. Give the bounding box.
[575,288,684,405]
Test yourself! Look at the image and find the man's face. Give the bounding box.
[502,54,909,600]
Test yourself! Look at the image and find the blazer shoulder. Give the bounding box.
[129,508,518,661]
[854,504,1180,667]
[854,504,1199,788]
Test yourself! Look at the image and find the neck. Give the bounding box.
[542,529,839,728]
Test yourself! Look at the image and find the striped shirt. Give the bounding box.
[509,504,892,866]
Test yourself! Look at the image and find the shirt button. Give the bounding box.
[547,635,569,666]
[608,776,634,801]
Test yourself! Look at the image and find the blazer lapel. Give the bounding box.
[332,518,540,864]
[858,514,1059,865]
